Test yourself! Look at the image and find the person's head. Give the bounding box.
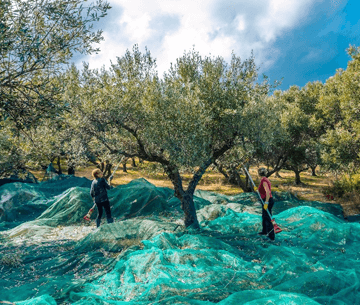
[92,168,103,179]
[258,167,267,177]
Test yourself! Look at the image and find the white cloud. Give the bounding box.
[235,15,246,32]
[81,32,128,69]
[79,0,320,76]
[121,11,153,44]
[256,0,314,42]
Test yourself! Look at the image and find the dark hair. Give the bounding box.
[258,167,267,177]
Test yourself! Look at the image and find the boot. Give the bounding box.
[96,218,101,228]
[107,217,114,224]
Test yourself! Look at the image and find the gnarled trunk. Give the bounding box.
[215,163,252,192]
[229,169,252,192]
[294,170,301,185]
[284,163,308,185]
[165,165,200,229]
[57,156,62,175]
[103,162,112,179]
[98,160,113,179]
[67,165,75,175]
[310,165,317,176]
[122,157,129,172]
[180,192,200,229]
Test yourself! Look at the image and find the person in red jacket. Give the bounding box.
[257,167,275,240]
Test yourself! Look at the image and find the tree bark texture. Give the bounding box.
[104,162,112,179]
[229,169,252,192]
[57,156,62,175]
[67,166,75,175]
[164,165,200,229]
[310,165,317,176]
[181,192,200,229]
[294,170,301,185]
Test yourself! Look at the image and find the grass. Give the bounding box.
[75,161,334,200]
[32,159,358,217]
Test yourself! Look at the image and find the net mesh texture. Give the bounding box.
[0,177,359,305]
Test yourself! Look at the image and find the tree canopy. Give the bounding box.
[1,6,360,223]
[65,45,271,228]
[0,0,110,127]
[317,46,360,174]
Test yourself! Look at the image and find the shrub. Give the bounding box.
[323,174,360,198]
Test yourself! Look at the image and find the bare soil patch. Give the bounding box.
[34,161,358,218]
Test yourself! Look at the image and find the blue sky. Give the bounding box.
[76,0,360,91]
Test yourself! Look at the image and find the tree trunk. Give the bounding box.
[181,192,200,229]
[228,170,238,185]
[98,161,105,172]
[310,165,317,176]
[57,156,62,175]
[131,158,137,167]
[164,164,200,229]
[104,161,112,179]
[121,157,129,172]
[294,170,301,185]
[242,166,255,192]
[228,169,252,192]
[67,165,75,175]
[266,155,288,178]
[215,163,252,192]
[245,174,254,192]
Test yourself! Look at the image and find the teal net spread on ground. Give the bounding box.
[0,178,359,305]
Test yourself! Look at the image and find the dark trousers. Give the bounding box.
[95,200,113,227]
[261,197,275,240]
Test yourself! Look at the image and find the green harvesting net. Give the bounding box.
[0,178,359,305]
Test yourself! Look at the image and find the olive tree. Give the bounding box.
[0,0,110,126]
[67,46,270,229]
[0,124,25,176]
[259,85,323,184]
[217,81,324,185]
[0,0,110,175]
[317,46,360,174]
[213,84,283,191]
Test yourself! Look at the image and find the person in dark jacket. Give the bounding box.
[90,169,113,227]
[257,167,275,241]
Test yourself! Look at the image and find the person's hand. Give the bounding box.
[264,202,269,210]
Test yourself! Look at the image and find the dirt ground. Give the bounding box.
[70,162,359,218]
[29,161,358,218]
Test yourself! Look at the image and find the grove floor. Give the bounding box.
[33,160,359,218]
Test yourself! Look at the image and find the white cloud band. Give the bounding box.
[79,0,321,75]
